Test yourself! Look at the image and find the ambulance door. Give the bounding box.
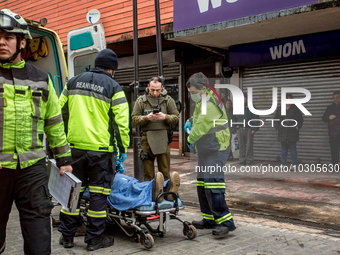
[67,22,106,79]
[25,22,68,96]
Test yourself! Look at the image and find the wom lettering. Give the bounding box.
[201,85,311,116]
[270,40,306,60]
[197,0,239,13]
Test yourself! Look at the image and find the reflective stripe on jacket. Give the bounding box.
[0,60,71,169]
[59,68,130,153]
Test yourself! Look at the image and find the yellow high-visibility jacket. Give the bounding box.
[0,60,71,169]
[59,68,130,153]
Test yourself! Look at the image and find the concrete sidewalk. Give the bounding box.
[123,151,340,226]
[4,152,340,254]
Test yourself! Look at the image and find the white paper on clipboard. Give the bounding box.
[47,160,82,213]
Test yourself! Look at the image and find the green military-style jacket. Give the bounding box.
[131,88,179,132]
[0,60,71,169]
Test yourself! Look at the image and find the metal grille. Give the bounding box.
[242,59,340,164]
[114,63,181,85]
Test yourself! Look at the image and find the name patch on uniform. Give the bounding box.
[76,82,104,93]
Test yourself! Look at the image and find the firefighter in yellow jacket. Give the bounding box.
[58,49,130,251]
[0,9,72,255]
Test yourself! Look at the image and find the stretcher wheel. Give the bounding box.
[184,225,197,240]
[133,233,140,243]
[142,233,154,249]
[156,226,164,238]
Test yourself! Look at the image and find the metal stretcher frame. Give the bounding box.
[80,191,197,249]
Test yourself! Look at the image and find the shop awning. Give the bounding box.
[165,1,340,49]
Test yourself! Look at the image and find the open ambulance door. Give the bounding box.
[24,19,72,154]
[25,20,68,96]
[67,23,106,79]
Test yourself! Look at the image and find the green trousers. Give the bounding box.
[141,135,170,181]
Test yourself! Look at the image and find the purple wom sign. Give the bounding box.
[173,0,318,31]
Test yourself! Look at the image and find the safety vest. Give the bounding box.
[59,68,130,153]
[0,60,71,169]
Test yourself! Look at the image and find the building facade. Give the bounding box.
[6,0,190,153]
[166,0,340,163]
[5,0,339,160]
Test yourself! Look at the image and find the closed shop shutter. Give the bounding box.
[242,58,340,164]
[114,62,181,85]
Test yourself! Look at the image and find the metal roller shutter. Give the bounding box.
[242,58,340,164]
[114,63,181,85]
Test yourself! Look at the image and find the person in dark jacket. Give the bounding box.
[274,93,303,171]
[233,93,260,165]
[322,91,340,169]
[58,49,130,251]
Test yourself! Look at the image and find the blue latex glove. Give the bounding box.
[116,162,125,173]
[187,143,194,150]
[184,120,191,134]
[118,152,127,163]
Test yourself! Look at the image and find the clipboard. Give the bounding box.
[47,160,82,213]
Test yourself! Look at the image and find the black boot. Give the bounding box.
[59,235,74,248]
[87,235,114,251]
[212,225,236,237]
[192,220,217,229]
[212,226,229,236]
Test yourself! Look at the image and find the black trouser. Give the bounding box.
[58,149,115,243]
[196,148,234,227]
[0,159,53,255]
[329,132,340,165]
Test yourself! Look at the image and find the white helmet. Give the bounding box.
[0,9,32,63]
[0,9,32,39]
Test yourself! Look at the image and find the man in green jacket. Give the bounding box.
[0,9,72,254]
[131,77,179,181]
[58,49,130,251]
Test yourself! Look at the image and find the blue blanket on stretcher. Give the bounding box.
[107,173,157,211]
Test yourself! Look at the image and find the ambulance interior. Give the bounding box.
[23,29,67,96]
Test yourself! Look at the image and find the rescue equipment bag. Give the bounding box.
[22,38,48,61]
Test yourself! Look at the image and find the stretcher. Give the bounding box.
[80,190,197,249]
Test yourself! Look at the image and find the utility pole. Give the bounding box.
[154,0,163,78]
[132,0,143,182]
[132,0,164,181]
